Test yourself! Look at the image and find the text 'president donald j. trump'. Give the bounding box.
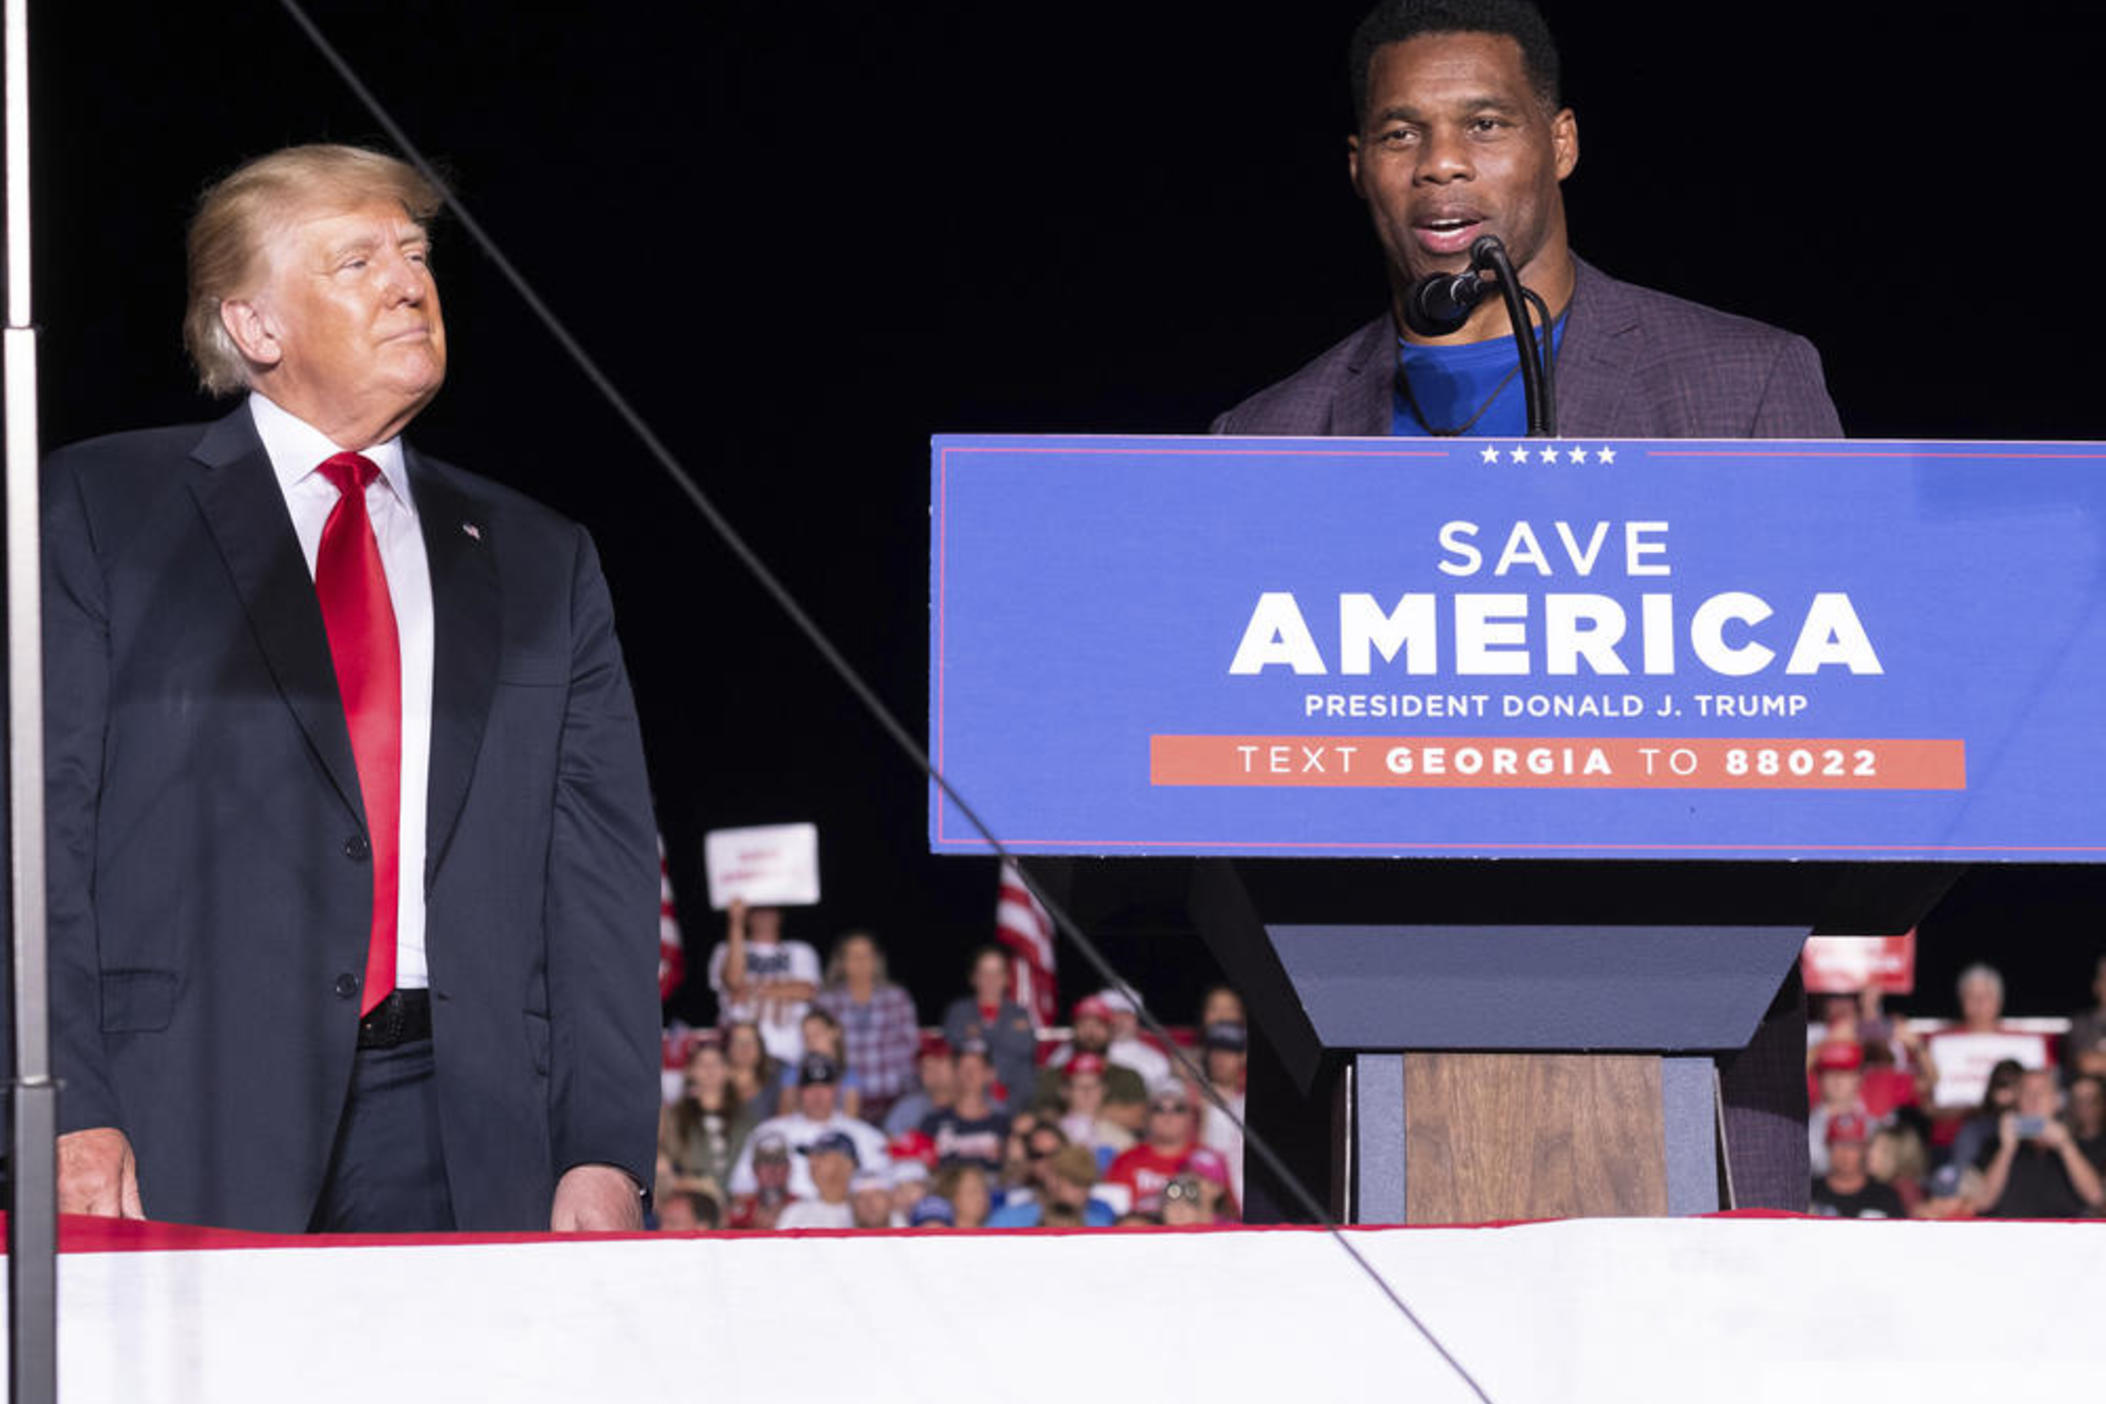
[42,144,662,1233]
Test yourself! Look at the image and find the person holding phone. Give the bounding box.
[1970,1070,2106,1218]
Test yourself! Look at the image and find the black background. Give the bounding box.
[25,0,2106,1029]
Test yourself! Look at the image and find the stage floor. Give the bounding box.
[5,1211,2102,1401]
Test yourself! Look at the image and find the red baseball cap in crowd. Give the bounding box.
[1814,1040,1864,1073]
[1073,995,1113,1023]
[1826,1112,1873,1145]
[1065,1052,1107,1079]
[888,1130,939,1169]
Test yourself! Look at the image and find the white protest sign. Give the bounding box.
[704,823,821,909]
[1927,1030,2052,1109]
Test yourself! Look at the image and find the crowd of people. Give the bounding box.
[654,904,1250,1232]
[1807,958,2106,1220]
[661,902,2106,1231]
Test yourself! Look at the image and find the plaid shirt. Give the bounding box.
[816,983,921,1101]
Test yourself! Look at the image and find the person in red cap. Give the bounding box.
[1036,995,1148,1112]
[1809,1113,1905,1218]
[1807,1038,1870,1177]
[1056,1051,1136,1165]
[886,1132,937,1222]
[888,1128,939,1170]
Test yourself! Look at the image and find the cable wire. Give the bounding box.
[275,3,1498,1397]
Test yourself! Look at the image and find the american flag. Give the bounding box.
[656,835,686,1002]
[996,860,1057,1027]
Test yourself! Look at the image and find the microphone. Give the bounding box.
[1403,268,1490,336]
[1399,234,1558,434]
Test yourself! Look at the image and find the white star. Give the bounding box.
[1537,445,1560,464]
[1479,445,1500,464]
[1568,446,1589,464]
[1508,446,1529,463]
[1597,445,1617,464]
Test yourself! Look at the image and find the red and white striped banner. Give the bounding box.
[657,835,685,1002]
[996,860,1057,1027]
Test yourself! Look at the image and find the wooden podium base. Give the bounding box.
[1399,1053,1668,1222]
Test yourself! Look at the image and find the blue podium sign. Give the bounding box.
[929,436,2106,860]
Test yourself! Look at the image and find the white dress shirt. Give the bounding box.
[248,393,434,990]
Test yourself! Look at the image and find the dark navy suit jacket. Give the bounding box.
[1207,254,1835,1212]
[42,406,662,1232]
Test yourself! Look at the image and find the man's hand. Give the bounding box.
[57,1127,145,1219]
[550,1164,644,1232]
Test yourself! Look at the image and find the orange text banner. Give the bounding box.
[1149,736,1966,790]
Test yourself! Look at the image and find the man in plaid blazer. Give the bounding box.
[1212,255,1841,439]
[1212,0,1842,1212]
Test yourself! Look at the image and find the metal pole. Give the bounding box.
[4,0,57,1393]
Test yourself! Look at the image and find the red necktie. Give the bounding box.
[314,452,401,1017]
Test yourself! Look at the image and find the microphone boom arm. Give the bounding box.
[1469,236,1556,437]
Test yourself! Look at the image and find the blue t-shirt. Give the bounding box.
[1390,317,1567,438]
[984,1198,1118,1228]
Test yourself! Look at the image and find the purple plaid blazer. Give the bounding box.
[1211,255,1841,440]
[1207,253,1828,1211]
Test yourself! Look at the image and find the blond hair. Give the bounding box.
[183,144,442,395]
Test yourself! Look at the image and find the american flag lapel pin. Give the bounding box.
[462,521,482,541]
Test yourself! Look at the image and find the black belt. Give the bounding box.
[358,989,433,1049]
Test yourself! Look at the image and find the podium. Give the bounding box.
[930,434,2106,1223]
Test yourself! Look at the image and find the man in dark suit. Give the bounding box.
[1213,0,1836,1210]
[45,144,661,1233]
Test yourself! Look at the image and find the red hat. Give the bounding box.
[1073,995,1113,1023]
[887,1129,939,1169]
[917,1032,954,1060]
[1185,1146,1231,1187]
[1814,1040,1864,1073]
[1826,1112,1872,1145]
[1065,1051,1107,1079]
